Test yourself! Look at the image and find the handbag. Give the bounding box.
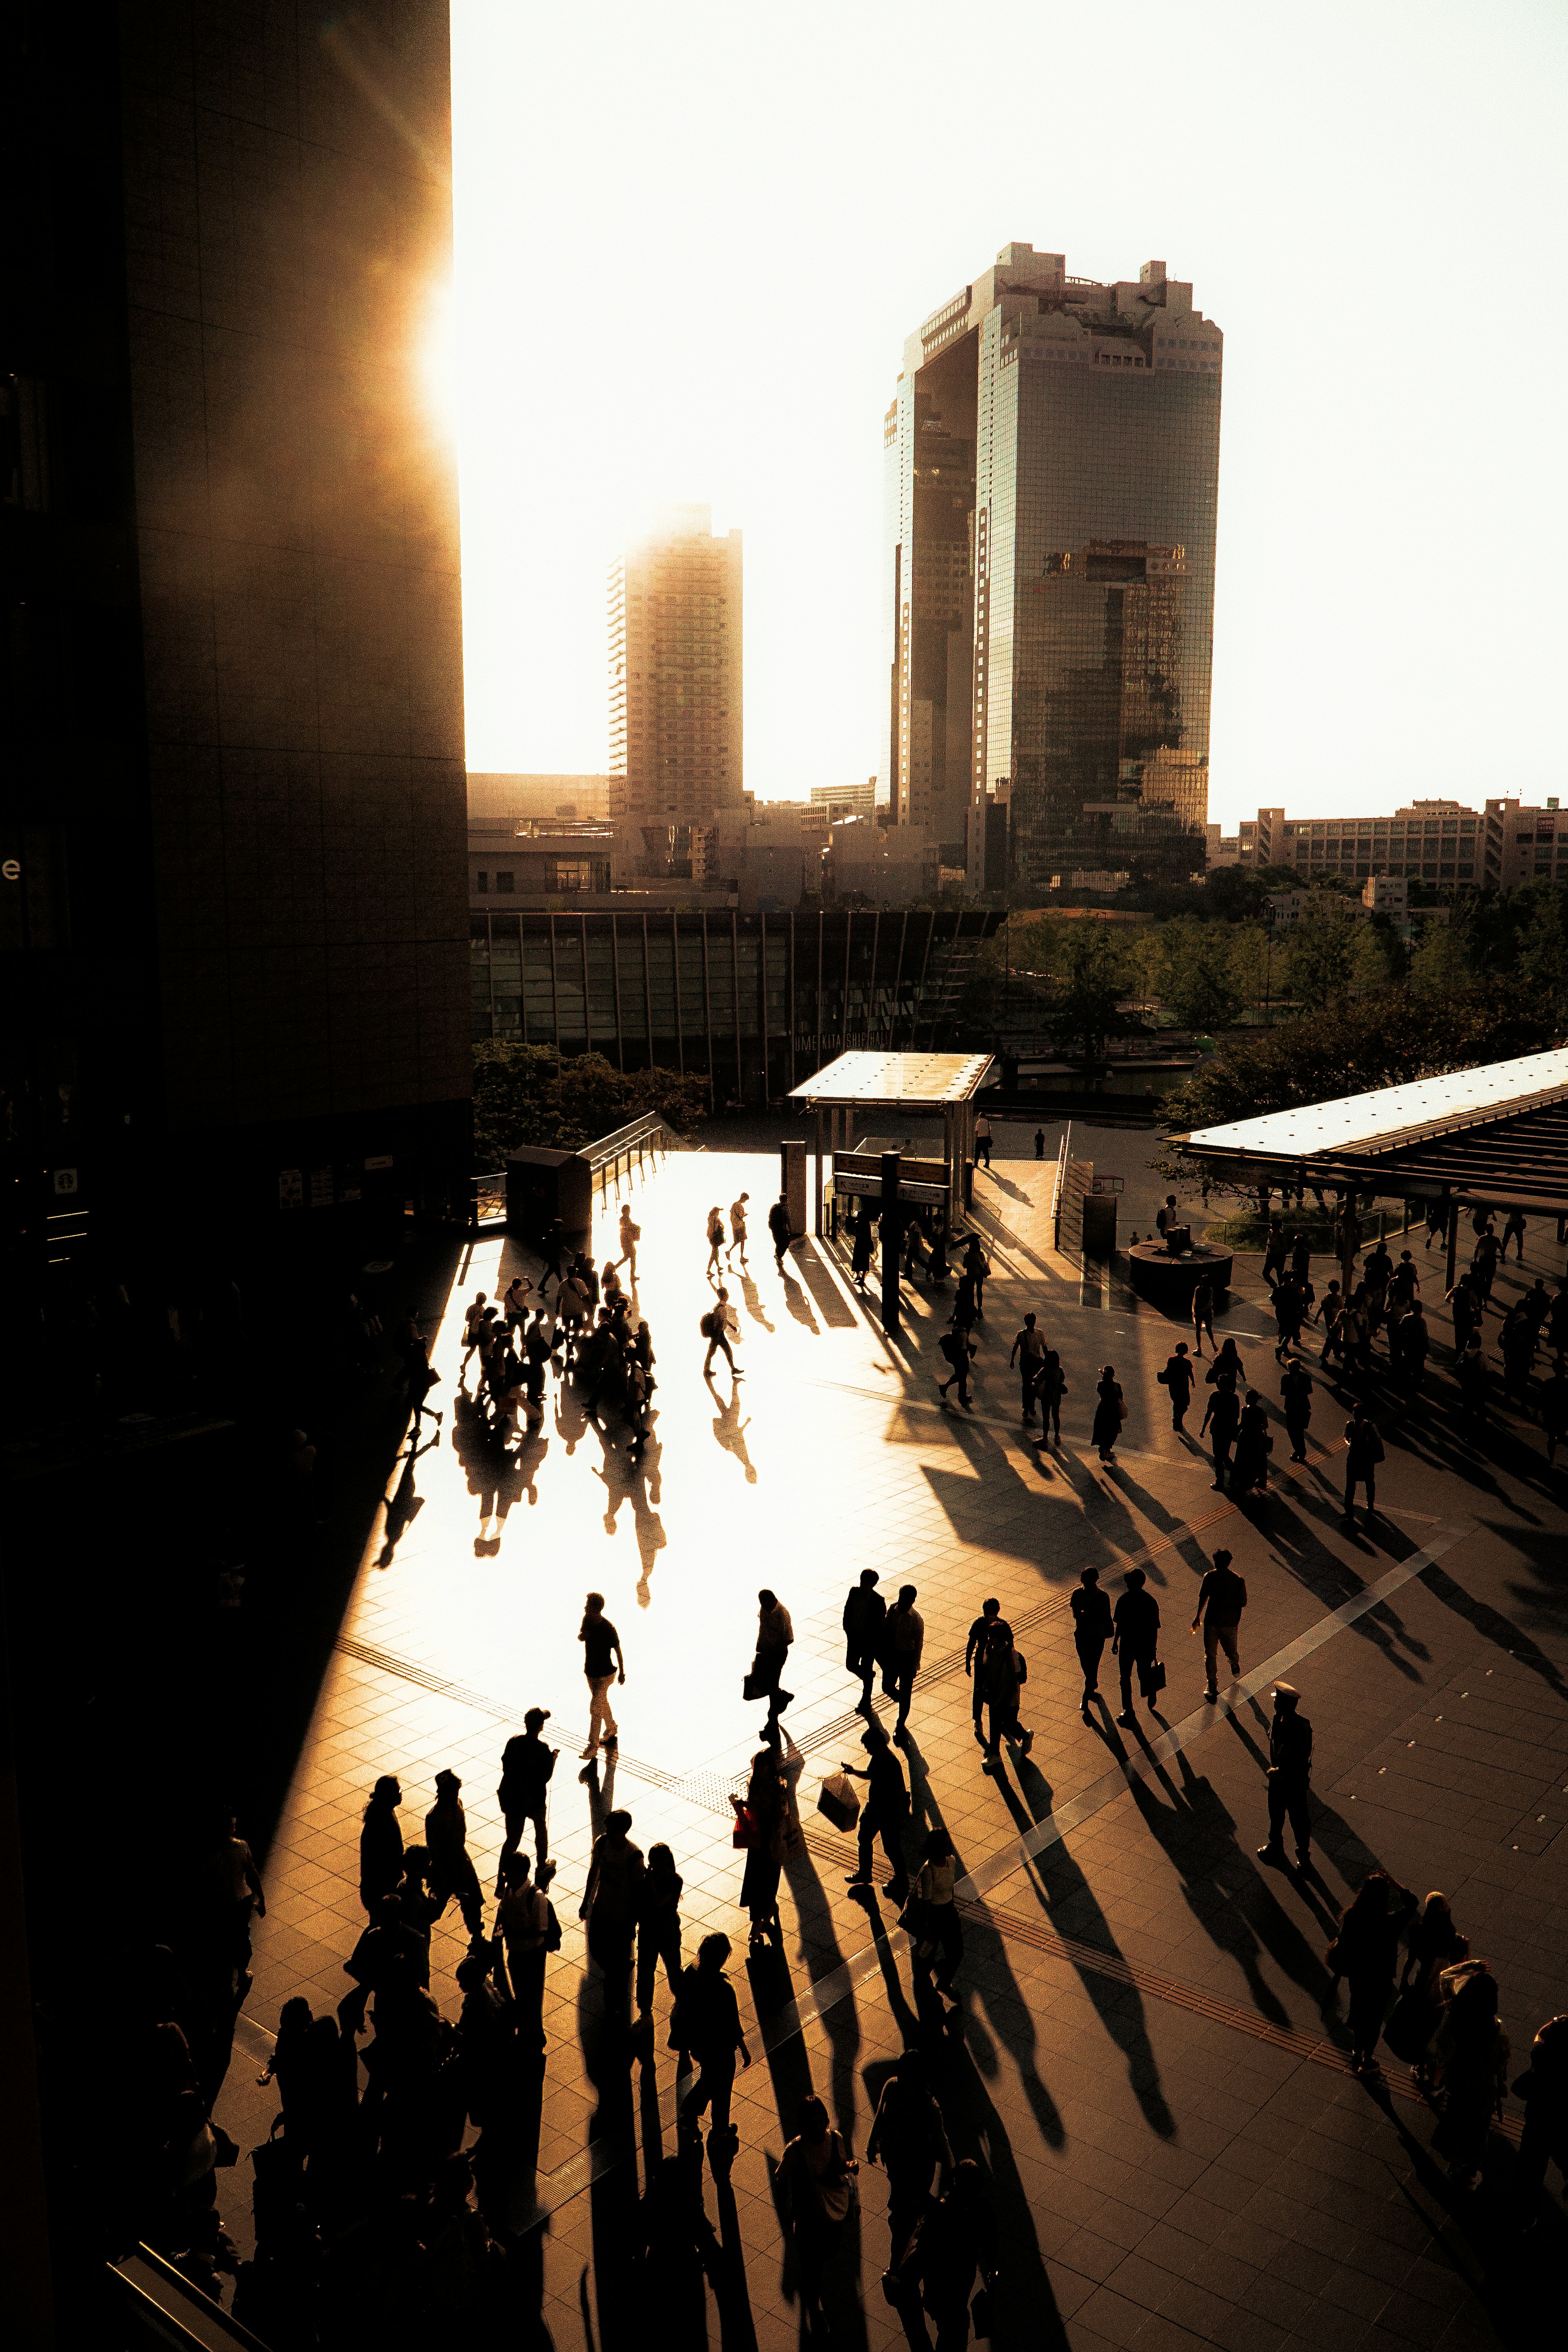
[741,1667,768,1702]
[817,1771,861,1832]
[731,1803,756,1850]
[1382,1987,1437,2063]
[1145,1659,1167,1697]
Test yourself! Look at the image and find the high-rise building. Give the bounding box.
[609,505,742,824]
[882,245,1221,892]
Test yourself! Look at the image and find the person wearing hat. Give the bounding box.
[497,1709,558,1888]
[1258,1684,1313,1871]
[425,1770,486,1939]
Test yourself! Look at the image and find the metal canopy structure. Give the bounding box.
[1173,1045,1568,1216]
[788,1050,998,1243]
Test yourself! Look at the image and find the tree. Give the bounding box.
[1349,920,1400,994]
[1162,980,1560,1136]
[1162,918,1243,1032]
[1409,919,1472,997]
[1054,923,1129,1066]
[1226,923,1274,1020]
[1126,927,1169,1019]
[1281,902,1357,1011]
[1517,893,1568,1016]
[471,1043,708,1169]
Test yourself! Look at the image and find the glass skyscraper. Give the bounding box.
[882,245,1221,891]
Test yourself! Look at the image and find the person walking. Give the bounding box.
[701,1291,742,1380]
[1328,1868,1417,2074]
[965,1597,1009,1742]
[359,1775,404,1913]
[778,2096,858,2335]
[841,1726,911,1905]
[768,1191,793,1270]
[1229,1389,1272,1503]
[973,1111,992,1168]
[1261,1218,1288,1292]
[1257,1682,1313,1871]
[424,1771,486,1941]
[884,1584,924,1739]
[1472,1222,1501,1306]
[1036,1347,1066,1443]
[962,1232,991,1318]
[748,1589,795,1725]
[1281,1355,1313,1461]
[981,1628,1033,1765]
[1503,1206,1527,1262]
[677,1933,752,2156]
[1009,1311,1047,1425]
[727,1193,749,1268]
[1033,1128,1045,1160]
[579,1591,624,1760]
[911,1831,963,1998]
[635,1842,685,2023]
[849,1205,875,1292]
[1111,1568,1162,1726]
[1202,1375,1241,1492]
[843,1569,886,1713]
[615,1202,640,1281]
[460,1291,490,1375]
[1071,1566,1113,1717]
[734,1748,786,1952]
[1343,1403,1384,1521]
[405,1336,443,1432]
[1432,1962,1510,2190]
[1273,1273,1309,1363]
[867,2054,953,2256]
[495,1855,554,2050]
[936,1322,976,1409]
[1191,1548,1247,1703]
[1157,1342,1196,1430]
[1512,2011,1568,2219]
[705,1205,726,1276]
[497,1709,557,1884]
[1092,1364,1125,1464]
[1192,1274,1216,1357]
[502,1272,532,1334]
[579,1807,645,2025]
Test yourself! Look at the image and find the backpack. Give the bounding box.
[699,1310,718,1339]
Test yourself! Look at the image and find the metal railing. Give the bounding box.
[470,1172,508,1230]
[579,1114,680,1199]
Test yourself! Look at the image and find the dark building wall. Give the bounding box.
[2,2,468,1265]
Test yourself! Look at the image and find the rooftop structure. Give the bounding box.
[788,1049,996,1109]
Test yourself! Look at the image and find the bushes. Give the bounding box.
[472,1043,709,1169]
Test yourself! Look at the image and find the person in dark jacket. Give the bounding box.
[1201,1379,1241,1491]
[359,1776,404,1914]
[1257,1682,1314,1870]
[1157,1343,1196,1430]
[1070,1566,1113,1716]
[1111,1568,1161,1726]
[1281,1356,1313,1461]
[1343,1405,1385,1520]
[1512,2011,1568,2218]
[1091,1365,1124,1463]
[841,1726,910,1904]
[842,1569,886,1712]
[1229,1390,1271,1502]
[1190,1548,1247,1702]
[964,1597,1010,1739]
[677,1933,752,2154]
[1329,1868,1419,2074]
[768,1192,793,1270]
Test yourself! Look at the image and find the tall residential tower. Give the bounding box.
[882,245,1221,891]
[609,505,743,826]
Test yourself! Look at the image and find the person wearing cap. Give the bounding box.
[425,1770,487,1939]
[497,1710,558,1888]
[1191,1548,1248,1704]
[842,1569,886,1714]
[1257,1684,1313,1870]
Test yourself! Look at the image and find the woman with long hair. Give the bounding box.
[1433,1962,1509,2189]
[778,2094,858,2333]
[733,1748,786,1953]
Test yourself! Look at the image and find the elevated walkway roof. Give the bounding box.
[788,1051,996,1111]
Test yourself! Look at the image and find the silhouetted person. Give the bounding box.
[581,1808,645,2027]
[842,1725,910,1904]
[779,2094,859,2334]
[1330,1867,1417,2074]
[579,1590,624,1760]
[497,1708,557,1884]
[1281,1356,1313,1461]
[359,1776,404,1914]
[1092,1363,1124,1463]
[1343,1403,1383,1521]
[1112,1568,1161,1726]
[843,1568,886,1712]
[1191,1547,1247,1703]
[913,1828,962,1996]
[886,2158,997,2342]
[884,1584,924,1737]
[965,1597,1009,1740]
[1512,2011,1568,2220]
[868,2053,953,2254]
[748,1588,794,1726]
[1257,1682,1313,1871]
[1009,1310,1047,1423]
[677,1932,751,2156]
[1432,1960,1508,2189]
[636,1842,685,2022]
[1033,1128,1045,1160]
[1157,1341,1195,1430]
[982,1628,1032,1764]
[768,1191,793,1269]
[425,1771,486,1940]
[1202,1377,1240,1491]
[1071,1566,1113,1716]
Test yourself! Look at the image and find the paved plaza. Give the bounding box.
[211,1133,1568,2349]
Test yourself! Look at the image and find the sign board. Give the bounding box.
[365,1153,393,1170]
[279,1169,303,1209]
[833,1173,949,1205]
[53,1167,79,1195]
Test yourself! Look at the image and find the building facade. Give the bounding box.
[470,907,1000,1105]
[609,504,743,827]
[883,245,1220,893]
[1230,796,1566,889]
[4,2,470,1264]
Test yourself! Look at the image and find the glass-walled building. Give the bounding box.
[471,907,1001,1103]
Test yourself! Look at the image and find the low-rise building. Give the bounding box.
[1229,794,1568,890]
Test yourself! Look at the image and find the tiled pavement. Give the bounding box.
[211,1133,1567,2347]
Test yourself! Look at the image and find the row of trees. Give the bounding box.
[472,1043,709,1169]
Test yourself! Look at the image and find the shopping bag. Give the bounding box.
[817,1772,861,1831]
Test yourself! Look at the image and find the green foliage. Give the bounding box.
[1225,922,1275,1015]
[1517,893,1568,1011]
[1408,920,1473,996]
[1163,980,1560,1135]
[1280,903,1358,1011]
[471,1043,708,1169]
[1160,918,1243,1031]
[1055,922,1131,1064]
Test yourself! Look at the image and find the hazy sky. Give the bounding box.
[450,0,1567,828]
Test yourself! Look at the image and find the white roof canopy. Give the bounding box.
[1181,1045,1568,1160]
[788,1051,996,1111]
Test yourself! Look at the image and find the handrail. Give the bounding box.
[578,1113,682,1198]
[1053,1120,1071,1249]
[109,2244,275,2350]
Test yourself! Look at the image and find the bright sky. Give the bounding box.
[449,0,1568,829]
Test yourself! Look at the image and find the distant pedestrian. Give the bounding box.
[981,1629,1032,1765]
[748,1588,795,1725]
[973,1112,993,1168]
[701,1292,741,1379]
[1033,1128,1045,1160]
[1071,1566,1113,1716]
[579,1591,624,1760]
[937,1323,975,1409]
[1092,1364,1124,1463]
[727,1193,750,1267]
[1192,1275,1216,1356]
[460,1291,490,1370]
[1036,1347,1065,1442]
[405,1338,443,1430]
[843,1569,886,1712]
[1343,1404,1383,1521]
[768,1192,793,1270]
[1281,1356,1313,1460]
[676,1933,751,2155]
[1503,1207,1527,1263]
[1156,1192,1181,1238]
[497,1708,557,1883]
[496,1855,554,2047]
[616,1202,640,1279]
[965,1597,1009,1741]
[503,1272,532,1332]
[1156,1342,1195,1430]
[425,1771,486,1941]
[884,1584,924,1738]
[1229,1389,1272,1502]
[1329,1868,1417,2074]
[1201,1377,1240,1491]
[1009,1311,1047,1423]
[1111,1567,1162,1726]
[580,1809,645,2025]
[1257,1682,1313,1871]
[850,1206,875,1292]
[841,1725,910,1904]
[1191,1548,1247,1702]
[962,1233,991,1317]
[1472,1225,1501,1304]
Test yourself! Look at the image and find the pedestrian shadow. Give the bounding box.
[593,1439,668,1606]
[991,1755,1177,2140]
[782,1843,864,2144]
[376,1428,440,1566]
[706,1385,758,1482]
[736,1273,775,1334]
[1421,1534,1568,1702]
